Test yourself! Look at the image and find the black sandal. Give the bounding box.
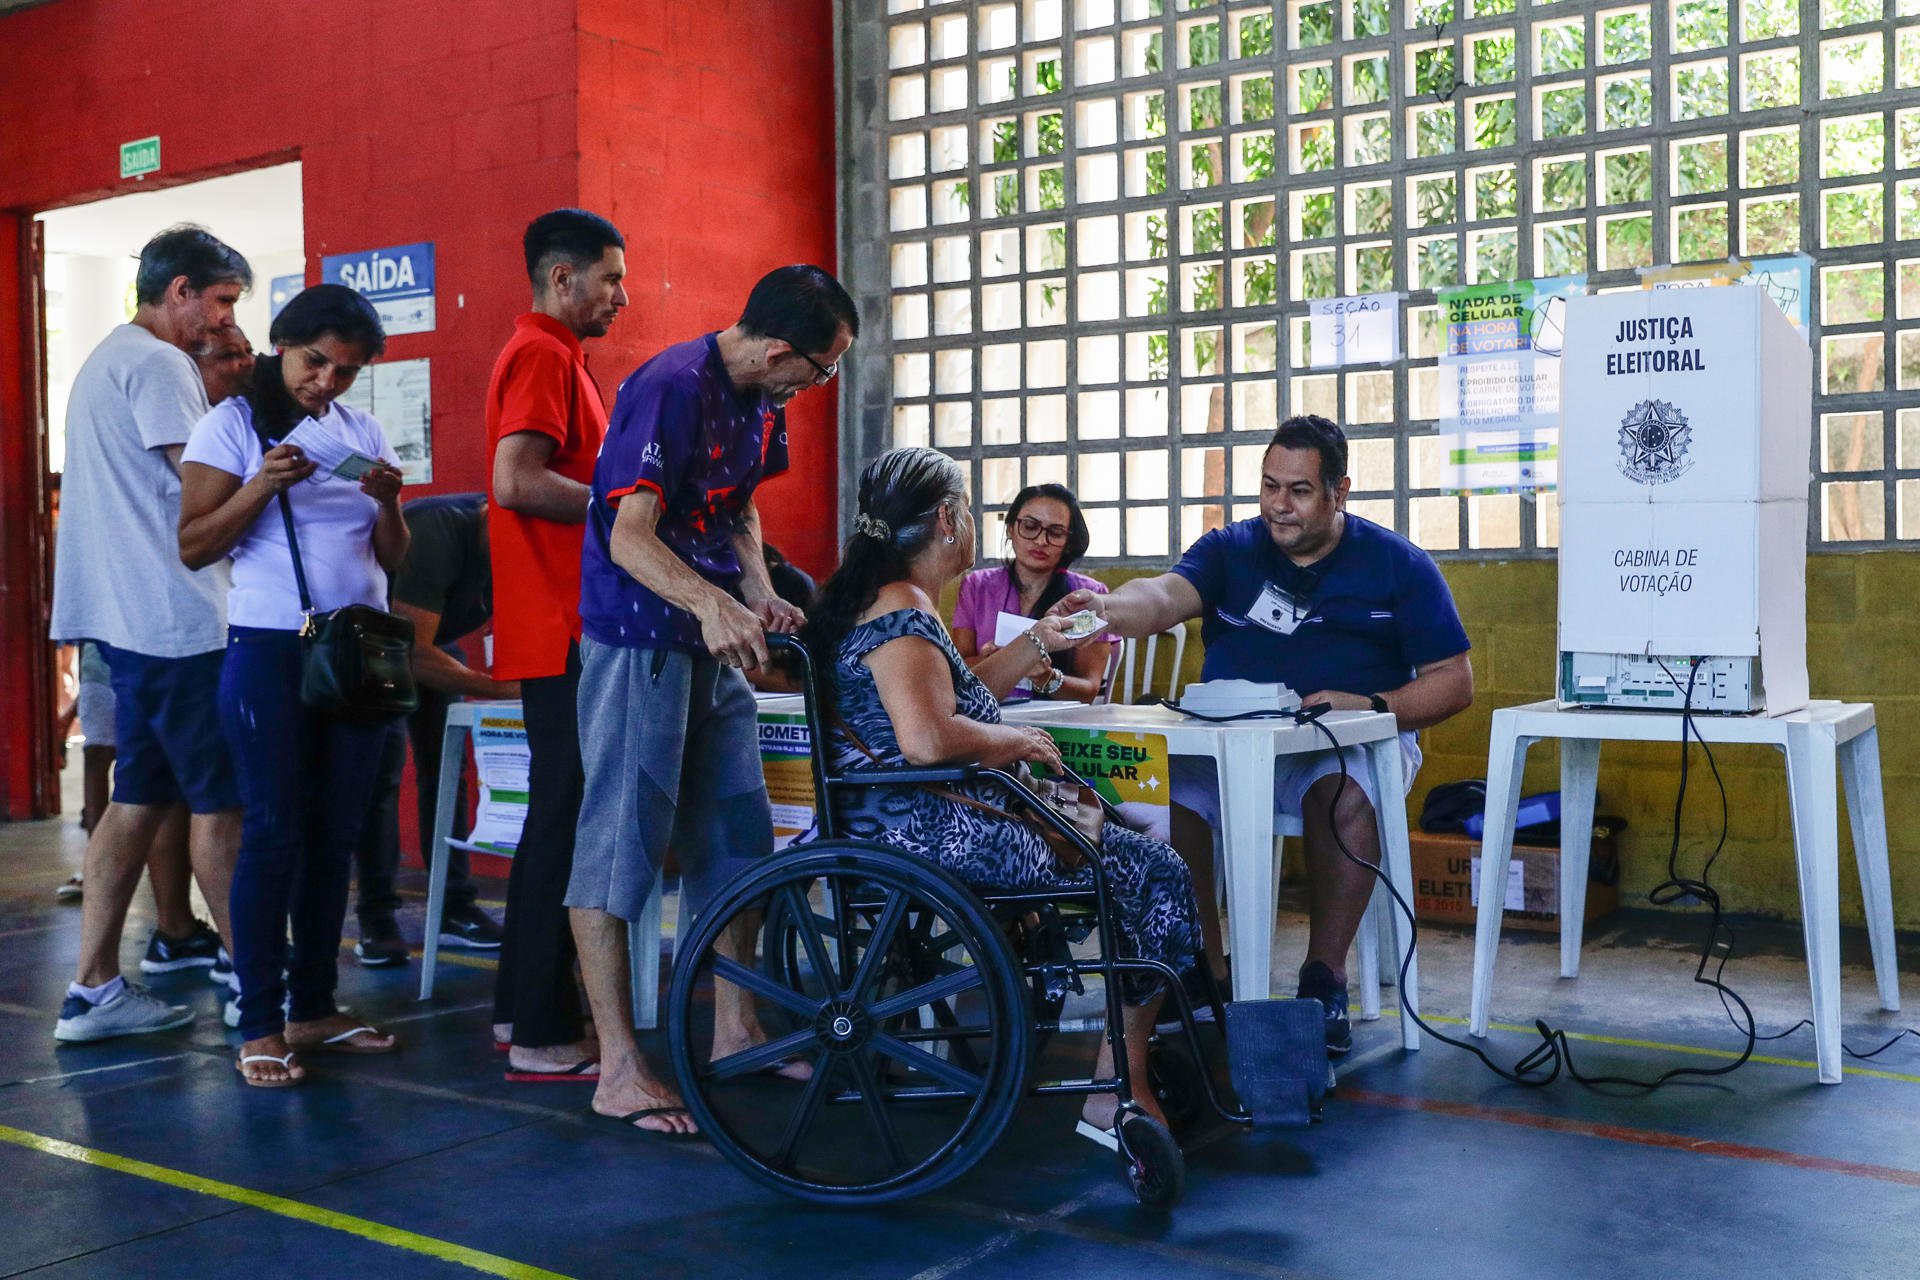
[592,1105,701,1140]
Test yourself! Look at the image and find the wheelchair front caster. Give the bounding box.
[1118,1114,1185,1209]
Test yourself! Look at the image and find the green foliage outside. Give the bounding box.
[1241,75,1275,121]
[1188,84,1221,131]
[1602,11,1650,63]
[1291,66,1330,113]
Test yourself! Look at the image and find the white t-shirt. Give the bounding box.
[182,396,400,630]
[50,323,227,656]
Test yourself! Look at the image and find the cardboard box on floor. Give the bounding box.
[1409,830,1619,933]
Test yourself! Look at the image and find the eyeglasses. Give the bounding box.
[778,339,838,384]
[1011,514,1070,546]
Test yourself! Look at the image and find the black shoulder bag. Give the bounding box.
[256,425,419,725]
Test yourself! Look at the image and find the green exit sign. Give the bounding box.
[119,136,160,179]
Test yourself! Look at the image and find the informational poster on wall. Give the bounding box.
[758,711,816,850]
[1307,292,1402,368]
[454,710,531,853]
[332,357,433,484]
[1040,729,1170,842]
[1437,276,1586,493]
[321,241,435,335]
[1640,254,1812,331]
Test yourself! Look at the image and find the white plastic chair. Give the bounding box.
[1119,626,1188,704]
[1253,817,1398,1020]
[1092,641,1125,706]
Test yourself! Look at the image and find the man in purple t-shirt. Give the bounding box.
[566,266,858,1137]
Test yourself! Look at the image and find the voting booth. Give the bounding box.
[1555,286,1811,714]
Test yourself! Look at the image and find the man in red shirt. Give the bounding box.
[485,209,627,1080]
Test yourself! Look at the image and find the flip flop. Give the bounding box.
[291,1025,398,1056]
[593,1105,701,1140]
[1074,1118,1120,1152]
[505,1059,601,1083]
[236,1052,304,1089]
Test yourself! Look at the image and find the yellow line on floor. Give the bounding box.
[418,950,499,971]
[332,941,498,971]
[1375,1007,1920,1085]
[0,1122,574,1280]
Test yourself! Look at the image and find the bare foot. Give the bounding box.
[286,1012,397,1054]
[593,1064,698,1135]
[237,1035,306,1087]
[711,1017,814,1082]
[508,1039,599,1074]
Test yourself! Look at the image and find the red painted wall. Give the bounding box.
[576,0,841,581]
[0,0,839,820]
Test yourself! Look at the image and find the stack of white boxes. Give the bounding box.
[1555,286,1811,714]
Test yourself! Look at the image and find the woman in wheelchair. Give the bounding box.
[797,447,1203,1140]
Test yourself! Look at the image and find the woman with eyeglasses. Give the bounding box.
[952,484,1114,703]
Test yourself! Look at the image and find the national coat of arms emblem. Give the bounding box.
[1616,399,1693,484]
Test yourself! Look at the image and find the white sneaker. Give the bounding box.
[54,983,193,1042]
[54,874,83,902]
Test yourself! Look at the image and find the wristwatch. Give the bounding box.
[1368,693,1391,715]
[1039,667,1067,697]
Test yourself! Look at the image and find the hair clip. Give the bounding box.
[853,512,892,540]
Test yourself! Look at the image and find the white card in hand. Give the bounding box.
[993,610,1037,648]
[282,421,382,481]
[331,452,382,481]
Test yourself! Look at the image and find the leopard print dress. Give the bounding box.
[815,607,1200,1005]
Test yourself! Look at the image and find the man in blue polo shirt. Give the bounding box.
[1054,414,1473,1053]
[566,265,858,1136]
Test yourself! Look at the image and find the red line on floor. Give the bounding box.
[1342,1089,1920,1189]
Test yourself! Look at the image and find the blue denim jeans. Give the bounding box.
[219,626,392,1041]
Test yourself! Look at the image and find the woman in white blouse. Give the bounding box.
[178,284,410,1088]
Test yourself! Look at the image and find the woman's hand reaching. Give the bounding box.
[1010,725,1062,773]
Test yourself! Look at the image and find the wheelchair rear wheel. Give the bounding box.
[668,841,1031,1204]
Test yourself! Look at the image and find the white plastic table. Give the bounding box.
[1467,699,1899,1084]
[1000,701,1421,1050]
[417,699,668,1031]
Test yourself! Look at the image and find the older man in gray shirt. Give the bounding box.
[50,225,252,1043]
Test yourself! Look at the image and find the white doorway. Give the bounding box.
[37,162,304,471]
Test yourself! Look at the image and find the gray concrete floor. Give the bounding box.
[3,754,1920,1279]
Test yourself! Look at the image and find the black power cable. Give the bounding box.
[1642,662,1920,1064]
[1170,666,1774,1091]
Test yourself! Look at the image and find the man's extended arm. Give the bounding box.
[389,602,520,699]
[1302,651,1473,731]
[1049,571,1203,640]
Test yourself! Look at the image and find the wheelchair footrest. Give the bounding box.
[1223,998,1335,1129]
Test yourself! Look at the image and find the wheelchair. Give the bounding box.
[664,635,1249,1209]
